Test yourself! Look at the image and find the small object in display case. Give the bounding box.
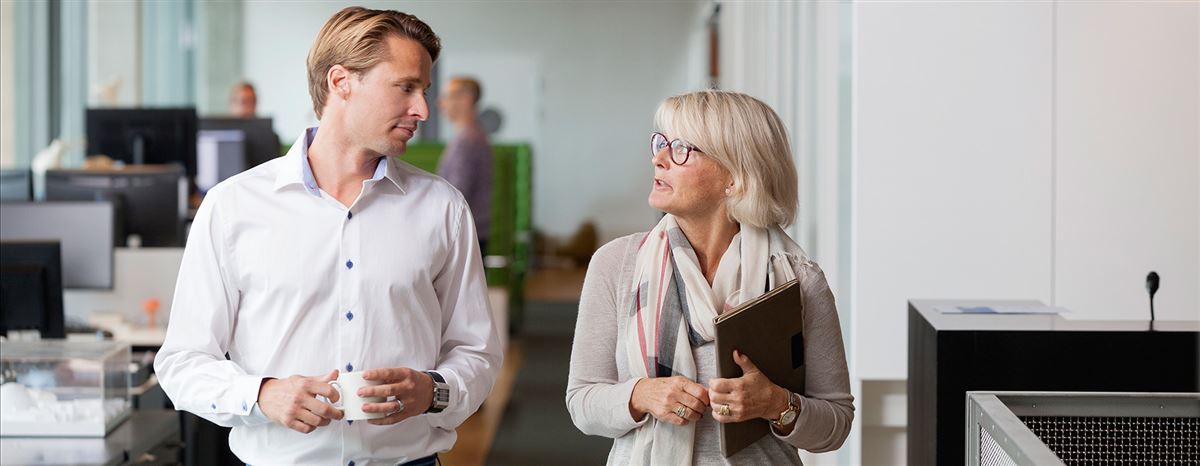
[0,340,132,437]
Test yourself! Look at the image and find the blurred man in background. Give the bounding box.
[229,81,259,118]
[437,76,493,253]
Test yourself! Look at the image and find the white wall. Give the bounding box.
[1053,1,1200,321]
[852,0,1200,381]
[242,1,706,242]
[87,0,140,106]
[853,0,1057,382]
[847,1,1199,463]
[0,0,15,167]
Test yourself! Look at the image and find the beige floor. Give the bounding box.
[439,340,523,466]
[440,267,585,465]
[523,267,587,302]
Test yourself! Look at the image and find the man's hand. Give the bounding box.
[258,370,344,434]
[359,367,435,425]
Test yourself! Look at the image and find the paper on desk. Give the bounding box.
[935,305,1070,315]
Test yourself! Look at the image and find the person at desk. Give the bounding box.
[229,81,259,119]
[565,90,854,465]
[436,76,493,253]
[155,7,501,465]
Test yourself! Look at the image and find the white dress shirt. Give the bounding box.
[154,127,502,465]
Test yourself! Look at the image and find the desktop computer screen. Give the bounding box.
[0,201,116,289]
[0,169,32,201]
[44,166,186,248]
[199,117,281,169]
[87,108,198,178]
[0,240,66,338]
[196,129,247,192]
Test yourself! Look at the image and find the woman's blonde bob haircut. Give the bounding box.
[654,90,799,228]
[307,7,441,119]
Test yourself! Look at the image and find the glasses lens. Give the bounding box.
[670,139,689,165]
[651,133,669,157]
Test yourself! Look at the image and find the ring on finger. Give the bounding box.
[394,399,406,414]
[716,404,732,416]
[674,406,689,418]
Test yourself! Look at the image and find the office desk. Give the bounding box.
[0,410,180,466]
[907,299,1199,466]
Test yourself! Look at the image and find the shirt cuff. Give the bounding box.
[618,377,651,430]
[234,374,272,426]
[423,368,463,427]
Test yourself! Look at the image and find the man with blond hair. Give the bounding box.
[155,7,501,465]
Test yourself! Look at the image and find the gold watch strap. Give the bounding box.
[772,391,799,427]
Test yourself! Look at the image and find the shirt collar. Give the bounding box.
[273,126,406,195]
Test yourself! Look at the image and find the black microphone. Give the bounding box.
[1146,271,1159,327]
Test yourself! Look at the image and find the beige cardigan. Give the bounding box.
[565,233,855,465]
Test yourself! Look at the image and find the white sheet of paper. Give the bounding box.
[935,305,1069,315]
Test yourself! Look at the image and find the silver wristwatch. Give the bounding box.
[425,371,450,414]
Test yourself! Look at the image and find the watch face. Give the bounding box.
[780,410,798,425]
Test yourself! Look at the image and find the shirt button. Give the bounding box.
[348,462,355,466]
[345,311,354,321]
[345,260,354,269]
[242,401,249,412]
[347,211,353,219]
[346,362,354,372]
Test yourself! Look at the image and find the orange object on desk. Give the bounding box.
[143,298,161,328]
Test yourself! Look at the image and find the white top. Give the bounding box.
[154,127,502,465]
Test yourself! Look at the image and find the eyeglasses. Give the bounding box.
[650,132,703,166]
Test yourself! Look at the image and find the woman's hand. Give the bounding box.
[629,376,711,426]
[708,350,790,424]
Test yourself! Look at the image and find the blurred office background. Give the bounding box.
[0,1,1197,465]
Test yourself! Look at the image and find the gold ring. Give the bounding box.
[717,404,732,416]
[674,406,688,418]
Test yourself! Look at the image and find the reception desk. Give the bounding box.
[907,299,1199,465]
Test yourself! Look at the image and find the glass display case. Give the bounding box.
[0,340,132,437]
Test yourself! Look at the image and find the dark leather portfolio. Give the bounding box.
[714,278,806,457]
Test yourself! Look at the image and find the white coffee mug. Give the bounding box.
[329,371,386,421]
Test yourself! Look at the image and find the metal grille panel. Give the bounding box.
[1020,416,1200,465]
[980,426,1019,466]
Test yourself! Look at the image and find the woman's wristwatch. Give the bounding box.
[771,391,802,428]
[425,371,450,414]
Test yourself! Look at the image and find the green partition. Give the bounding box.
[394,142,532,332]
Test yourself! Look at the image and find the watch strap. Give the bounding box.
[425,371,450,414]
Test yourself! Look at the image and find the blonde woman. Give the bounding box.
[566,90,854,465]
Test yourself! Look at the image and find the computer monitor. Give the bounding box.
[0,201,116,289]
[0,241,66,338]
[196,129,246,192]
[199,117,281,169]
[0,169,32,201]
[87,108,198,177]
[44,166,185,248]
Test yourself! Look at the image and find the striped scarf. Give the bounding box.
[623,214,799,465]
